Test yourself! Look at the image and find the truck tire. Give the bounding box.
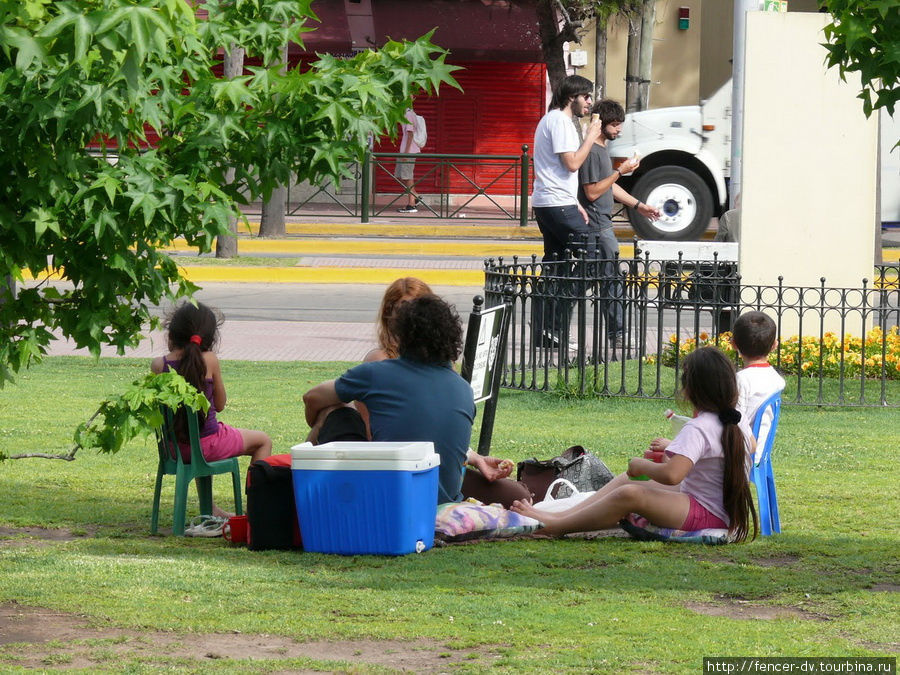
[628,166,714,241]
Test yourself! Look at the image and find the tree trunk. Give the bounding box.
[593,15,608,101]
[258,42,289,238]
[259,185,286,237]
[638,0,655,110]
[215,43,245,259]
[625,15,641,113]
[537,0,569,96]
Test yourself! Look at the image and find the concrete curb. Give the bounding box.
[176,266,486,286]
[166,238,546,258]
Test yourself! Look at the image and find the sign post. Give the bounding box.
[459,295,512,456]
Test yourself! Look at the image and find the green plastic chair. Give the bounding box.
[151,406,243,536]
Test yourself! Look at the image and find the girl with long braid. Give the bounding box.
[512,347,757,542]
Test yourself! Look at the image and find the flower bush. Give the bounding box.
[646,326,900,380]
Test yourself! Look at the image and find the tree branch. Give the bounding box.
[8,452,78,461]
[552,0,575,26]
[5,407,102,462]
[551,0,586,43]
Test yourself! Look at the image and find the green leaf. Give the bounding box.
[91,174,120,205]
[2,26,47,71]
[73,14,93,64]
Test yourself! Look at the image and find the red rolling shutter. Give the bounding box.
[374,61,546,195]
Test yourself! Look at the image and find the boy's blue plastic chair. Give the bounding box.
[749,392,782,536]
[151,406,243,536]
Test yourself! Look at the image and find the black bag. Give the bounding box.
[246,454,303,551]
[516,445,615,502]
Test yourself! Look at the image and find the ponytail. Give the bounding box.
[720,411,758,542]
[681,347,758,542]
[165,303,222,442]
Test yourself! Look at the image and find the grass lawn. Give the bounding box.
[0,357,898,673]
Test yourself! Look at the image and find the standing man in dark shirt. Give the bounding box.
[578,99,660,354]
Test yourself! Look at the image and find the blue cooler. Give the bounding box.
[290,441,440,555]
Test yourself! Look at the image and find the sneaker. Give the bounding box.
[540,330,561,349]
[397,205,418,213]
[184,515,226,537]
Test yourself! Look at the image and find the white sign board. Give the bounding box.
[467,305,505,404]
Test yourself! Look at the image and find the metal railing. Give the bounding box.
[483,249,900,407]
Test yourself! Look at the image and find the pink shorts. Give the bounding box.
[681,495,728,531]
[178,422,245,463]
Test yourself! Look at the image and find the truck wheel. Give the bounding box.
[628,166,714,241]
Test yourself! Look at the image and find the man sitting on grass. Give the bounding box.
[302,294,529,507]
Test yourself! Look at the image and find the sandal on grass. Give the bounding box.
[184,515,227,537]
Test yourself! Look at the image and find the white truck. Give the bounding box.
[608,78,900,240]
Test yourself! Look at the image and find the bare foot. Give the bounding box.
[511,499,568,536]
[212,506,234,519]
[510,499,544,522]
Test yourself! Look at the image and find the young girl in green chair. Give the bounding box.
[151,302,271,517]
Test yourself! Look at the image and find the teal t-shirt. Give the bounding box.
[334,357,476,504]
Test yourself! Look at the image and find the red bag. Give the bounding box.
[246,454,302,551]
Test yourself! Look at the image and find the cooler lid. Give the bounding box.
[290,441,436,463]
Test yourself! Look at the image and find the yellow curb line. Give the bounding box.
[177,266,487,286]
[165,238,545,258]
[242,221,544,239]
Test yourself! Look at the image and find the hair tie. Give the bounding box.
[189,334,202,346]
[719,409,741,425]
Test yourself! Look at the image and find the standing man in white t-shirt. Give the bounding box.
[531,75,604,348]
[397,108,422,213]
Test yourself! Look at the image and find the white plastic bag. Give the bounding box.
[531,478,595,514]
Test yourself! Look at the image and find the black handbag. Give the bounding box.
[516,445,615,502]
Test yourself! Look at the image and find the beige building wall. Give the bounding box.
[739,12,879,333]
[575,0,702,109]
[574,0,825,108]
[699,1,734,98]
[700,0,824,98]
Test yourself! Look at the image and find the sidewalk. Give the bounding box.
[48,321,377,362]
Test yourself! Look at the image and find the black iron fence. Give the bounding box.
[483,248,900,407]
[283,149,634,226]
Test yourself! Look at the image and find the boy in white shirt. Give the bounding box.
[649,311,784,462]
[731,311,785,461]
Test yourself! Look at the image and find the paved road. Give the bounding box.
[185,283,484,323]
[45,282,486,362]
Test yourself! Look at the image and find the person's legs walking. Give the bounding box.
[396,158,419,212]
[596,227,625,351]
[532,205,590,350]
